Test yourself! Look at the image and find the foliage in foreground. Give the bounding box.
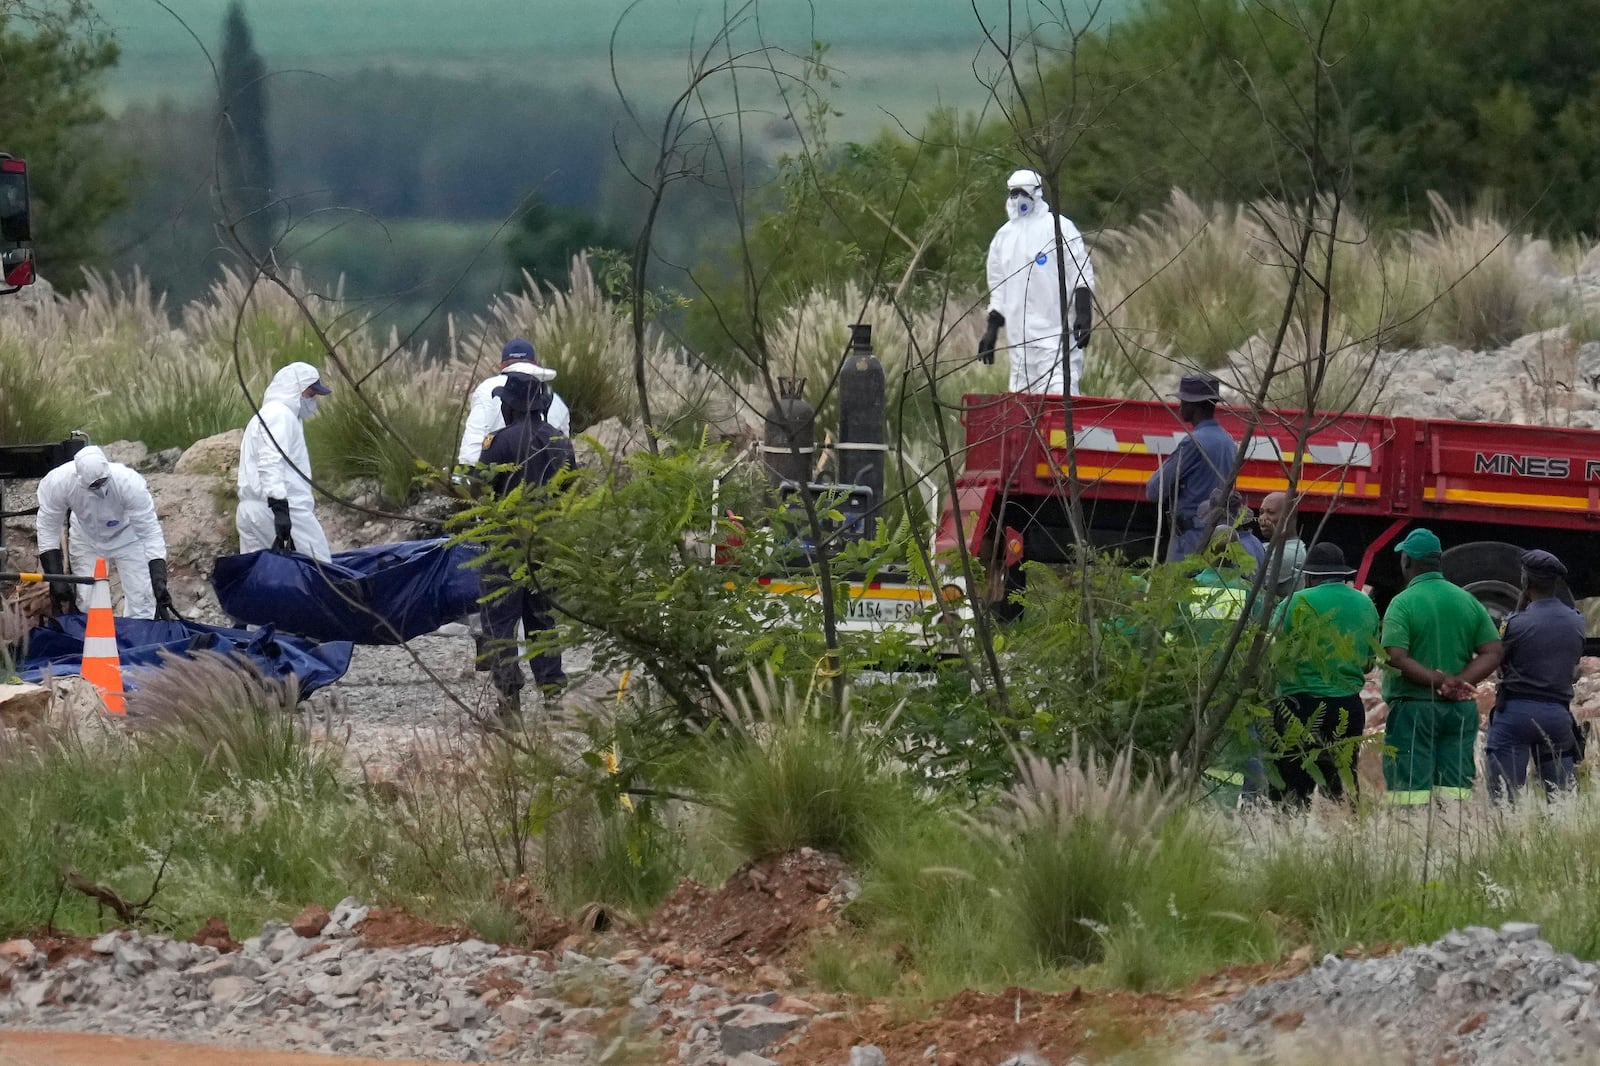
[0,654,375,938]
[699,670,912,863]
[14,651,1600,1014]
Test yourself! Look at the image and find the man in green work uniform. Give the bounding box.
[1269,542,1380,805]
[1380,529,1503,804]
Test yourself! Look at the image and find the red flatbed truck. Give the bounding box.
[937,392,1600,619]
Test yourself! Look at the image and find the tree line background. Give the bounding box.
[9,0,1600,352]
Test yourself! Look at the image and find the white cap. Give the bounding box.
[503,362,557,383]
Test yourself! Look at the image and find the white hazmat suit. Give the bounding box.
[985,169,1096,395]
[457,364,569,465]
[237,361,333,562]
[36,446,168,617]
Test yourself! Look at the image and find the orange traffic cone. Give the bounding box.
[80,557,126,715]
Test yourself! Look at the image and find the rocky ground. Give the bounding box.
[17,894,1600,1065]
[0,853,907,1066]
[1197,922,1600,1065]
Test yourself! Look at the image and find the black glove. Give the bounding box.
[1071,287,1093,351]
[39,548,76,615]
[149,558,178,621]
[267,497,296,553]
[978,309,1004,365]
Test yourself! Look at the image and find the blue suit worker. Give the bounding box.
[1146,374,1237,562]
[476,371,576,719]
[1487,549,1586,800]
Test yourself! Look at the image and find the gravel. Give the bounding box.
[1197,922,1600,1064]
[295,634,609,775]
[0,905,818,1065]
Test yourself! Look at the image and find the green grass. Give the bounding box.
[0,334,76,445]
[0,655,374,938]
[700,671,912,863]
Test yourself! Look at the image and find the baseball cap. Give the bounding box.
[1393,528,1442,558]
[500,337,539,364]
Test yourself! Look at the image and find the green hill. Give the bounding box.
[99,0,1130,138]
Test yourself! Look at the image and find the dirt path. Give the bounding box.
[0,1031,524,1066]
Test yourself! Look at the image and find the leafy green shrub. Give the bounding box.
[457,441,865,720]
[999,555,1270,770]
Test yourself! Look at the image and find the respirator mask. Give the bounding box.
[1005,187,1039,221]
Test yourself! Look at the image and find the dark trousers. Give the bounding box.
[1269,692,1366,805]
[1486,698,1577,800]
[479,564,565,695]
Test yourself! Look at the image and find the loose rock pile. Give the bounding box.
[0,899,857,1065]
[1200,922,1600,1064]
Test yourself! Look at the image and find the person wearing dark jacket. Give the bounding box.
[476,372,575,719]
[1145,374,1237,562]
[1487,549,1586,800]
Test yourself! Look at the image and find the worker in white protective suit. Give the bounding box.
[979,168,1097,395]
[237,361,333,562]
[36,445,174,619]
[456,337,569,466]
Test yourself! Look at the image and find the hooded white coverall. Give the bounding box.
[456,364,570,465]
[986,171,1096,395]
[36,446,169,617]
[237,362,333,562]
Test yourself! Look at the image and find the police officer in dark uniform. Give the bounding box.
[477,371,576,720]
[1486,549,1586,799]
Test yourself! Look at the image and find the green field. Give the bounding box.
[98,0,1127,138]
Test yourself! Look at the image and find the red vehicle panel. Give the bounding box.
[941,393,1600,606]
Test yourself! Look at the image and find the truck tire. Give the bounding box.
[1442,540,1524,623]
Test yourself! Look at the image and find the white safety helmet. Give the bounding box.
[73,445,110,491]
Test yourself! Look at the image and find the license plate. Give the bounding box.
[844,595,921,623]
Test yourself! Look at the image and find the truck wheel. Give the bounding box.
[1442,541,1524,623]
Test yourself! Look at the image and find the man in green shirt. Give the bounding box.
[1380,528,1503,804]
[1269,542,1380,804]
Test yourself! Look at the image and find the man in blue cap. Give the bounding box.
[475,371,575,722]
[1145,373,1237,561]
[1486,549,1585,800]
[1380,528,1503,804]
[457,337,570,466]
